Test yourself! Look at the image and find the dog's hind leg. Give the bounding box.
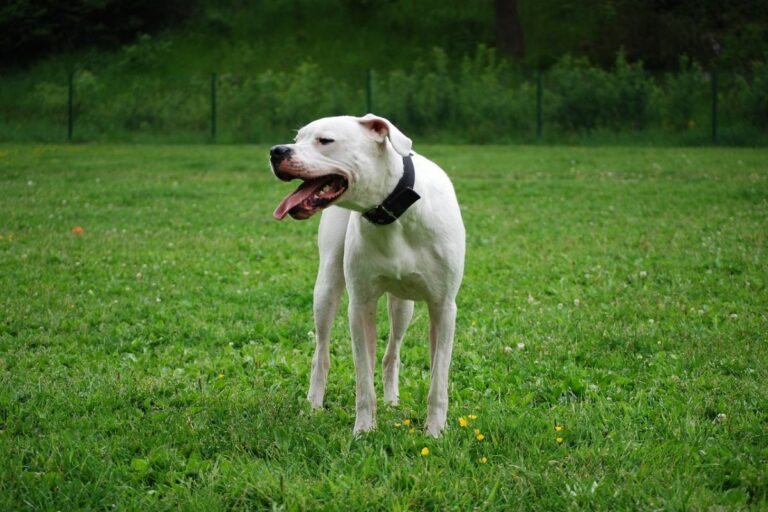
[424,300,457,437]
[308,207,349,409]
[382,294,414,406]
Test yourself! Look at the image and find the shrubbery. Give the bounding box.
[729,60,768,129]
[2,47,767,144]
[546,53,655,131]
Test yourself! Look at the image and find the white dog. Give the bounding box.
[270,114,465,437]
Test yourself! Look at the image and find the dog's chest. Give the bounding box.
[346,225,437,301]
[368,252,430,300]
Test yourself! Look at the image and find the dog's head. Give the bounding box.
[270,114,412,220]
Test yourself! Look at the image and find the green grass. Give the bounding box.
[1,143,767,510]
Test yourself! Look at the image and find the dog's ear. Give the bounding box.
[357,114,412,157]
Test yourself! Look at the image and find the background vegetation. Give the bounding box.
[1,0,767,145]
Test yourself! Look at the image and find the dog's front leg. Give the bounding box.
[425,300,457,437]
[308,271,344,409]
[349,300,378,434]
[307,207,349,409]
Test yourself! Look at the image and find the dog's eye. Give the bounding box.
[317,137,335,146]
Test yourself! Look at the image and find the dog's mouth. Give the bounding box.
[273,174,349,220]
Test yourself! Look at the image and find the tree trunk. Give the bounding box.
[495,0,525,59]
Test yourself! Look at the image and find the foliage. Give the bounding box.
[546,53,656,131]
[373,46,536,143]
[658,57,708,131]
[0,0,191,66]
[728,59,768,129]
[522,0,768,69]
[117,34,174,73]
[4,0,768,76]
[1,144,767,509]
[1,47,768,144]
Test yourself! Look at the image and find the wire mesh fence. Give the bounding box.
[1,62,766,145]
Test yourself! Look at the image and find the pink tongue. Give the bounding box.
[273,177,330,220]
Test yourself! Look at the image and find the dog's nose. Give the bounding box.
[270,145,293,161]
[270,145,296,181]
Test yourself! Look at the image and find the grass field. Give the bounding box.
[1,143,767,510]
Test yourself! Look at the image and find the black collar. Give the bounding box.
[362,155,421,225]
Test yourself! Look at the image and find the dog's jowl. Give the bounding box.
[270,114,465,437]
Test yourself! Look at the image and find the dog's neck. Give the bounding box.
[338,145,405,213]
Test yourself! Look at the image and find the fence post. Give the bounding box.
[711,69,718,144]
[211,72,217,142]
[67,71,74,142]
[365,69,373,113]
[536,69,542,140]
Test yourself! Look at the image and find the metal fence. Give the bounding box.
[0,67,764,145]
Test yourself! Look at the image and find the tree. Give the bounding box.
[495,0,525,59]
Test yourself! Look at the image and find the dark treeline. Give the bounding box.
[518,0,768,69]
[0,0,192,66]
[2,0,767,71]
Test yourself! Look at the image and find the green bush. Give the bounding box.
[729,60,768,129]
[659,57,706,131]
[79,76,207,137]
[548,55,617,130]
[374,70,417,128]
[29,81,68,123]
[217,63,361,142]
[454,46,535,142]
[612,53,656,130]
[2,46,768,144]
[373,48,455,136]
[546,53,656,131]
[273,62,357,132]
[374,46,535,142]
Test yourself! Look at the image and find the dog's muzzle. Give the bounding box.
[270,144,349,221]
[270,145,295,181]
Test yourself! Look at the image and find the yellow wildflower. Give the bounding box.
[474,428,481,435]
[556,437,564,444]
[403,419,411,426]
[476,433,485,442]
[555,425,563,432]
[468,414,477,420]
[408,428,416,434]
[479,456,488,464]
[458,417,469,428]
[217,373,225,379]
[394,422,401,428]
[421,447,430,456]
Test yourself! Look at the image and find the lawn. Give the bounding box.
[0,143,766,510]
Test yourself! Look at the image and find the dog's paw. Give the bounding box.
[353,418,376,437]
[424,420,445,438]
[307,399,324,411]
[383,395,399,407]
[306,391,325,410]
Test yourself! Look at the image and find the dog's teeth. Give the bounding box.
[322,185,331,193]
